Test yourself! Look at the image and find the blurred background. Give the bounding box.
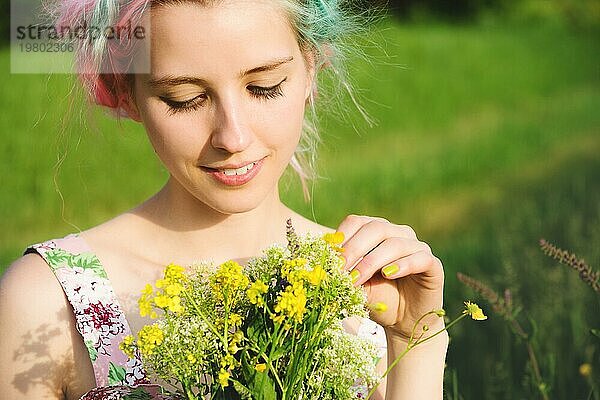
[1,0,599,398]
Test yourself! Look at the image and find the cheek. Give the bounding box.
[257,84,307,153]
[141,102,210,162]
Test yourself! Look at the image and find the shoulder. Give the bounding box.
[285,209,336,237]
[0,253,94,399]
[0,254,71,397]
[1,252,67,317]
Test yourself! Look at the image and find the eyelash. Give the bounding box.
[161,77,287,115]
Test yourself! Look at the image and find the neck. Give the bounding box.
[132,176,291,263]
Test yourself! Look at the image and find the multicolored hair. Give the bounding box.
[48,0,377,199]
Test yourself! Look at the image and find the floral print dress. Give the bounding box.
[25,233,387,400]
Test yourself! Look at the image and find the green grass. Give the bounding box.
[1,18,599,399]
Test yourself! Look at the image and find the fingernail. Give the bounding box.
[350,269,360,284]
[369,302,388,312]
[382,264,399,277]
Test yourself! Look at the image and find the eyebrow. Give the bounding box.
[147,56,294,88]
[238,56,294,78]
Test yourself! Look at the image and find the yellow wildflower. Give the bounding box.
[255,363,267,373]
[137,324,164,356]
[187,353,197,364]
[119,335,136,359]
[213,261,250,296]
[307,265,327,286]
[232,331,244,343]
[138,295,153,318]
[274,282,307,324]
[323,231,345,252]
[142,284,153,295]
[247,280,269,306]
[282,258,308,281]
[122,334,135,346]
[168,296,184,313]
[228,342,240,354]
[463,301,487,321]
[165,282,183,296]
[164,263,186,281]
[284,258,307,268]
[579,363,592,377]
[221,354,236,368]
[289,270,309,285]
[323,231,344,245]
[152,293,184,313]
[228,313,243,327]
[154,294,170,309]
[218,368,230,387]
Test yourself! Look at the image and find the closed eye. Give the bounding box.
[248,77,287,101]
[160,93,207,115]
[160,76,287,114]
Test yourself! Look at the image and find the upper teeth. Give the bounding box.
[220,162,256,176]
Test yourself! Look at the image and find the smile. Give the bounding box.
[201,157,266,186]
[218,161,257,176]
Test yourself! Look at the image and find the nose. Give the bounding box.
[210,94,254,154]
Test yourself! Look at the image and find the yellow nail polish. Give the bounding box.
[369,302,388,312]
[350,269,360,283]
[382,264,399,277]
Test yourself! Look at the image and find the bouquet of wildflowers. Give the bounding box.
[119,221,381,399]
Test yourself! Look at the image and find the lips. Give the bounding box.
[201,156,266,171]
[200,157,266,186]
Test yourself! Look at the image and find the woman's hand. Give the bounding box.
[336,215,445,339]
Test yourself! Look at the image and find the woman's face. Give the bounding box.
[132,0,314,214]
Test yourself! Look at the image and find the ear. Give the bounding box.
[116,76,143,122]
[121,96,142,122]
[119,90,142,122]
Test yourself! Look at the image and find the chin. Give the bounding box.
[198,189,271,216]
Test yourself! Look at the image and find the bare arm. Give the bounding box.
[0,254,92,400]
[335,215,448,399]
[384,328,449,399]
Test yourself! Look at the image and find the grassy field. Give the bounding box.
[1,18,599,399]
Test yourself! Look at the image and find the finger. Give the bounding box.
[380,250,443,281]
[351,237,430,285]
[336,215,385,246]
[335,215,381,269]
[340,220,418,272]
[338,218,391,271]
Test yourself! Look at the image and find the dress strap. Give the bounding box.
[356,317,387,362]
[23,234,148,387]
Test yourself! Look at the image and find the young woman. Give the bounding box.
[0,0,448,398]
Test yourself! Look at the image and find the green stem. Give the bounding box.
[407,310,438,343]
[366,314,468,400]
[261,350,285,395]
[415,314,467,347]
[160,343,194,399]
[181,290,223,341]
[223,291,229,354]
[506,317,548,400]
